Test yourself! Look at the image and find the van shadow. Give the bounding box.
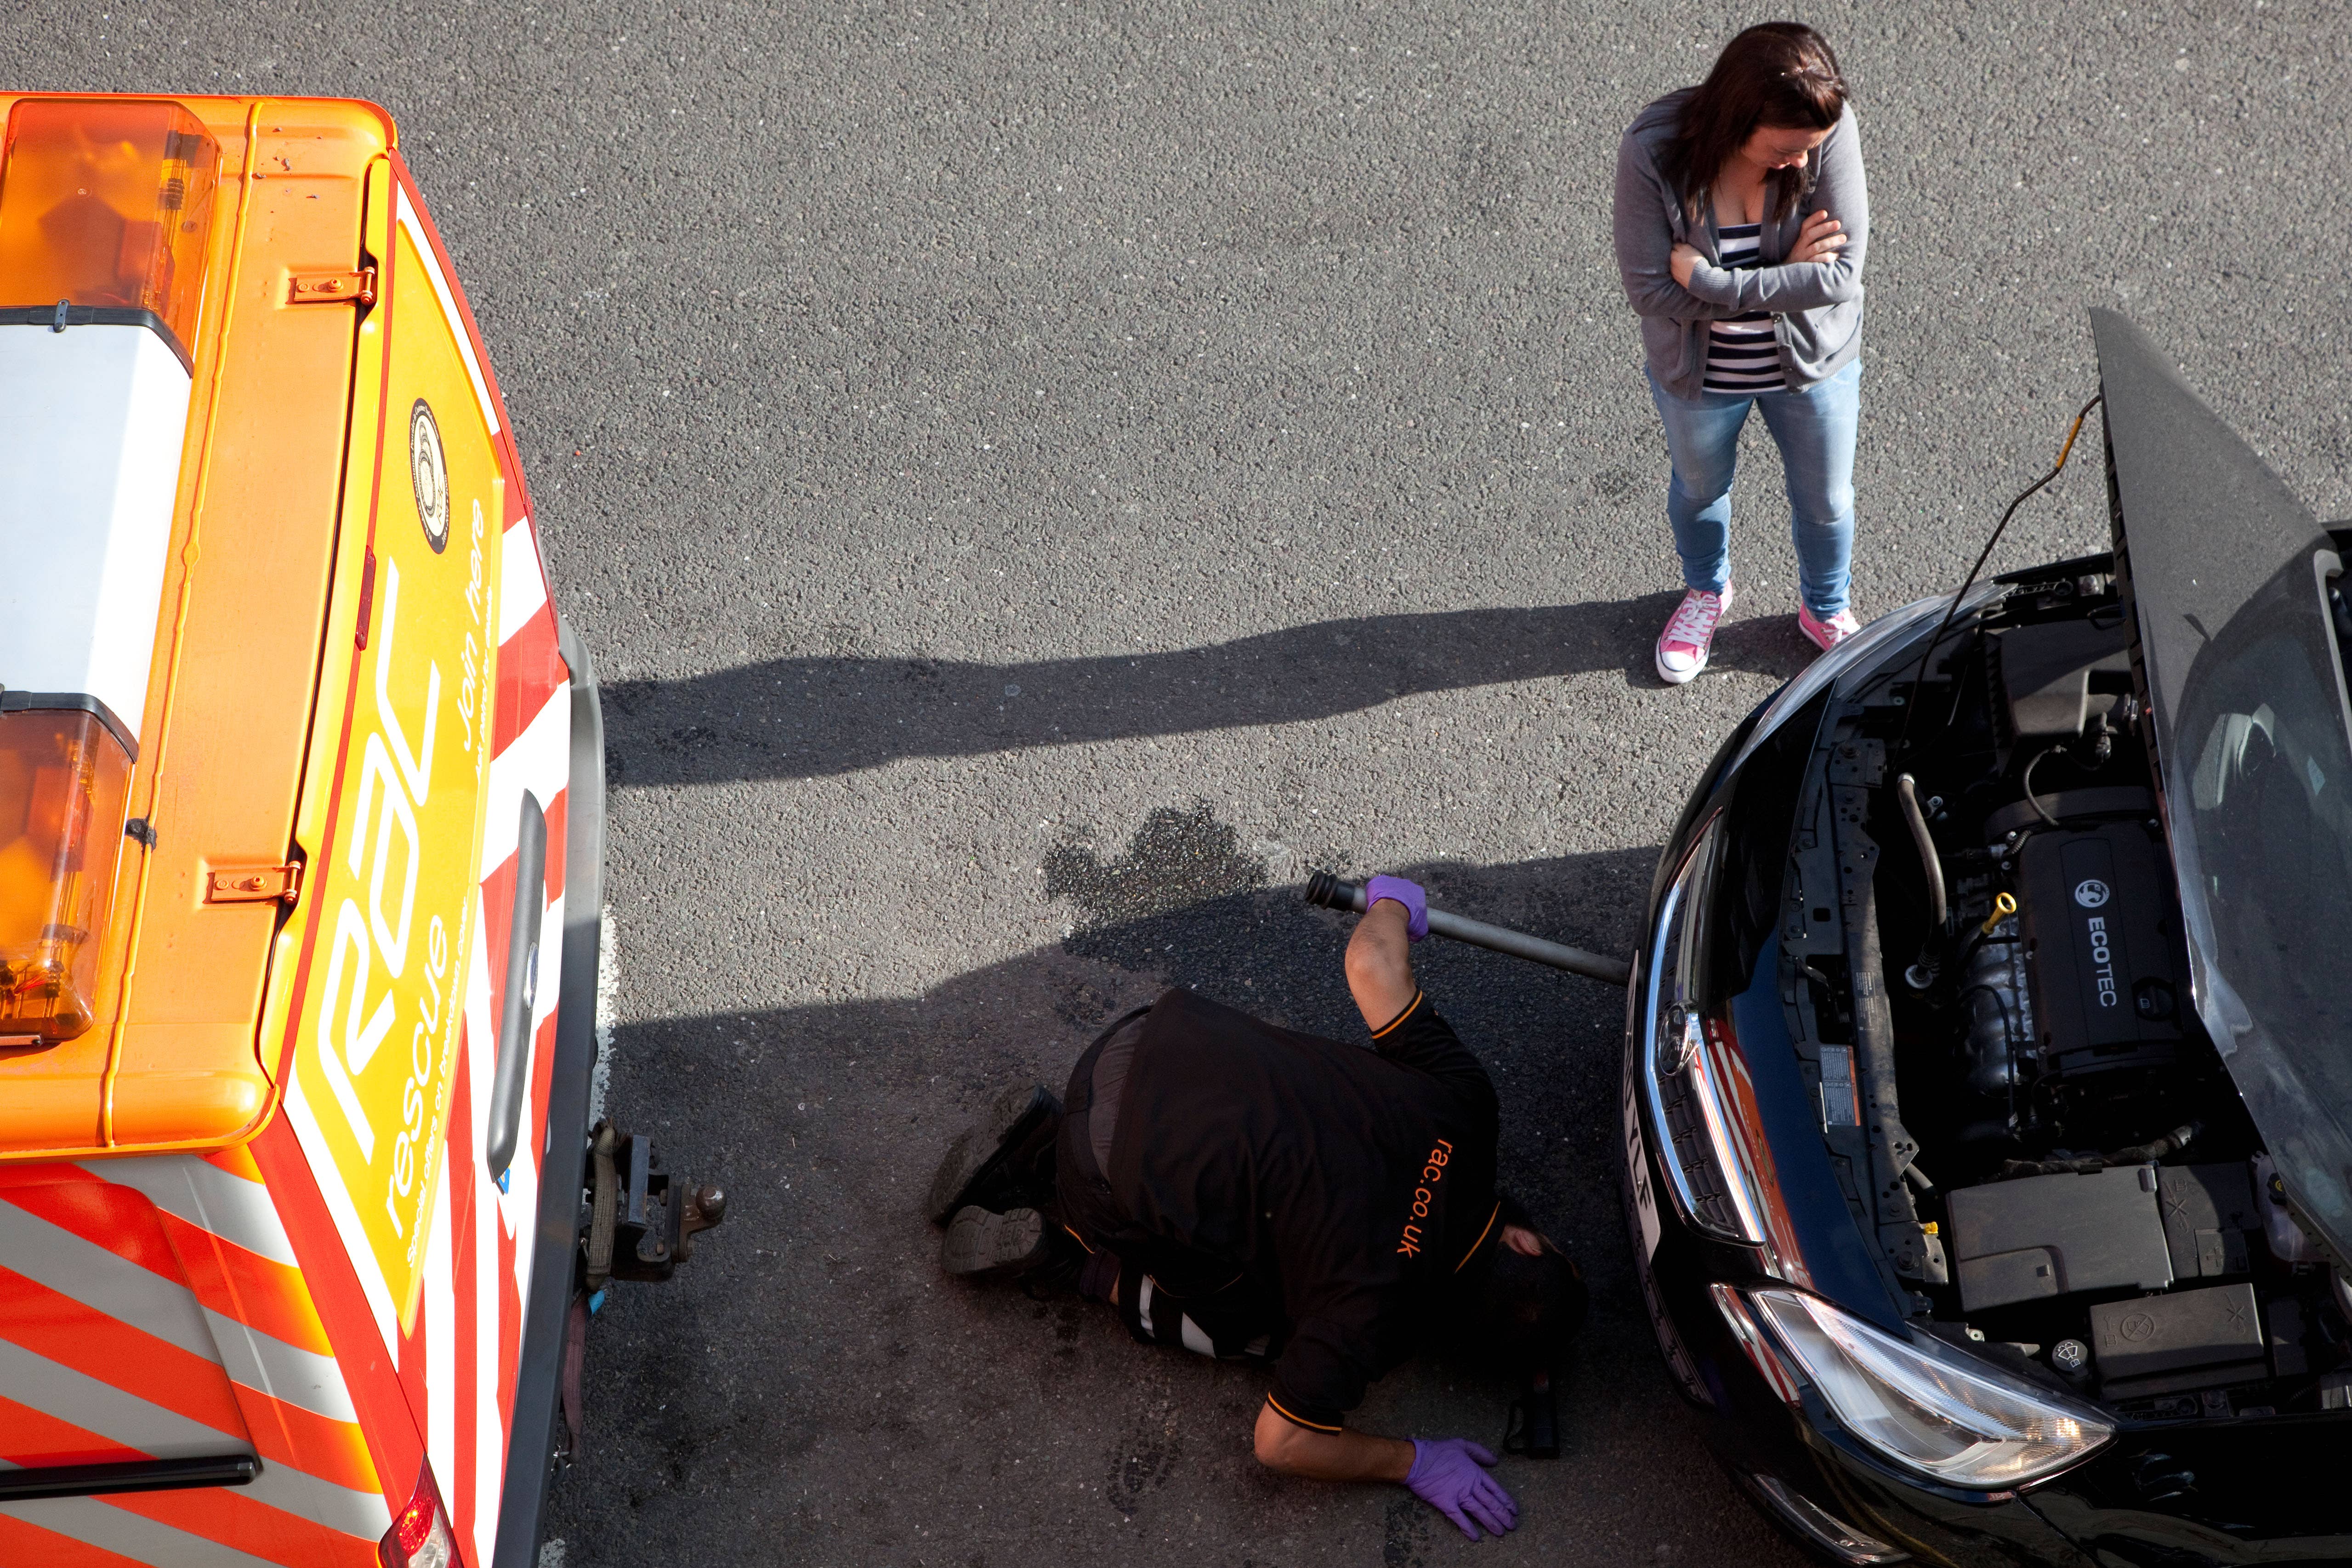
[603,594,1815,786]
[545,824,1802,1564]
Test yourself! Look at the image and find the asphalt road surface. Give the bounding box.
[11,3,2352,1564]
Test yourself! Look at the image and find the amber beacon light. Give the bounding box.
[0,712,133,1045]
[0,97,222,1050]
[0,96,220,362]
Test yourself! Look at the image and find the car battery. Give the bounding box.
[2017,818,2187,1080]
[1946,1165,2174,1312]
[2091,1282,2267,1396]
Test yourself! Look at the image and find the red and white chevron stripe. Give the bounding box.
[0,1148,389,1565]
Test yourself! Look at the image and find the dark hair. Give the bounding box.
[1661,23,1848,223]
[1447,1195,1589,1373]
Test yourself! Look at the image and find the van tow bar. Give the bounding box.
[583,1122,727,1290]
[1304,871,1632,989]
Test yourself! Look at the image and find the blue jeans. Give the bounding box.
[1646,359,1860,616]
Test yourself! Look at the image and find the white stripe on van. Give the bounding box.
[200,1308,358,1423]
[0,1199,222,1364]
[477,687,572,875]
[0,1338,250,1459]
[394,189,499,436]
[282,1081,402,1353]
[499,519,548,645]
[500,886,562,1282]
[242,1451,393,1540]
[473,1052,505,1566]
[0,1495,281,1568]
[79,1156,300,1268]
[422,1160,458,1528]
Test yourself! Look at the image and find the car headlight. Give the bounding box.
[1729,584,2007,775]
[1748,1290,2114,1489]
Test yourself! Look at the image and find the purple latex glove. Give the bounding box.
[1363,875,1429,941]
[1404,1437,1518,1540]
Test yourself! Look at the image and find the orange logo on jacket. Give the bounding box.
[1396,1140,1452,1258]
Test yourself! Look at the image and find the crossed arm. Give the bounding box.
[1670,207,1858,312]
[1612,107,1869,322]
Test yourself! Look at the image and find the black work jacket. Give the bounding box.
[1097,986,1501,1431]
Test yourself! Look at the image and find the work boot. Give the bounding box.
[1654,585,1733,685]
[925,1082,1062,1226]
[941,1205,1057,1278]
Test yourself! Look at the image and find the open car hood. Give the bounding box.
[2094,308,2352,1262]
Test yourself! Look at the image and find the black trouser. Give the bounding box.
[1055,1008,1280,1363]
[1113,1263,1276,1360]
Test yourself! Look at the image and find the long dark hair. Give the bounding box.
[1661,23,1847,223]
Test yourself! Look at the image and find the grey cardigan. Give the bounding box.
[1611,88,1869,398]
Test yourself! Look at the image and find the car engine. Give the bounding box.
[1789,560,2352,1421]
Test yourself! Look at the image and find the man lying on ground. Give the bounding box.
[927,875,1585,1541]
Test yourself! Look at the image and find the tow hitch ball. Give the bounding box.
[584,1121,727,1289]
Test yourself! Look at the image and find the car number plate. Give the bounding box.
[1623,1049,1662,1259]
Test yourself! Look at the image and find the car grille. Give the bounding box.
[1655,1062,1746,1238]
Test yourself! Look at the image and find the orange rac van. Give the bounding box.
[0,94,719,1567]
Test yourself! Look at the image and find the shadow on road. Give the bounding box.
[605,595,1815,785]
[548,815,1806,1565]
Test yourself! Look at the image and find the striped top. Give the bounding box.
[1703,222,1787,393]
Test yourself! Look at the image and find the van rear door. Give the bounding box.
[273,152,574,1567]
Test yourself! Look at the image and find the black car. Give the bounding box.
[1621,310,2352,1566]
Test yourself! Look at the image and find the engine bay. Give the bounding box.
[1783,558,2352,1423]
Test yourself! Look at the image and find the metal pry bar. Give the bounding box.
[1304,870,1633,989]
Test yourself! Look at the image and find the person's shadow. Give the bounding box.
[604,593,1816,785]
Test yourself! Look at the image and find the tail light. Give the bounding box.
[379,1462,456,1568]
[0,710,133,1045]
[0,97,221,362]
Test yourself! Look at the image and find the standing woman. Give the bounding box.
[1611,23,1868,683]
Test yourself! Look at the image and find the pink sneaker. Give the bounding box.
[1655,585,1734,685]
[1798,603,1861,652]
